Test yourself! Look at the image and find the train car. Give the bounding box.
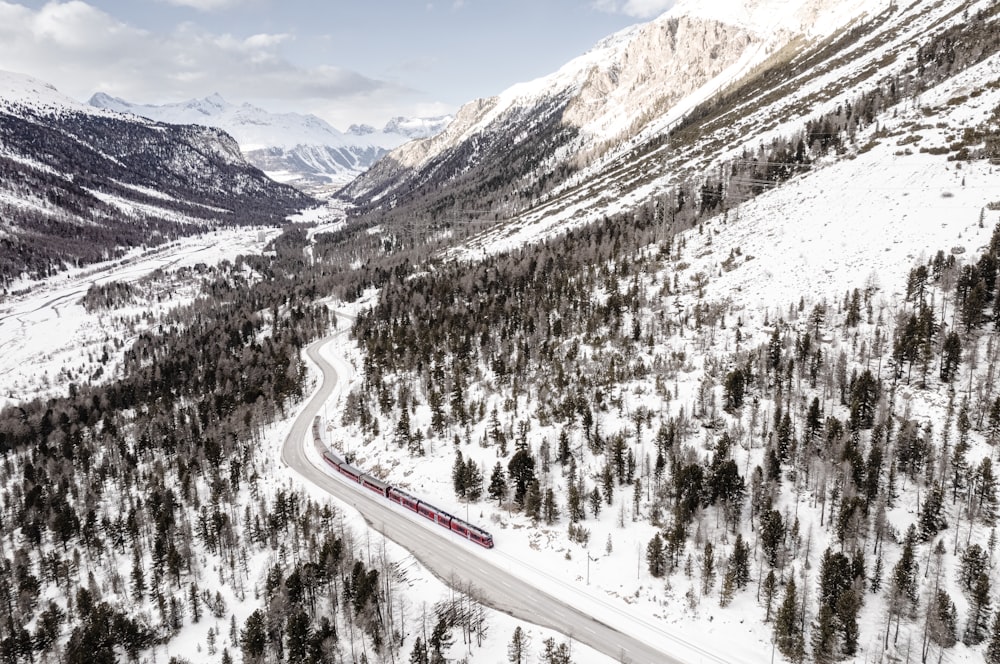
[335,461,364,483]
[322,450,345,470]
[360,474,390,497]
[435,510,456,528]
[387,486,421,512]
[415,501,438,522]
[466,524,494,548]
[454,522,492,548]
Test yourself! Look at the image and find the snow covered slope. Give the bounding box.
[0,70,312,286]
[89,93,452,187]
[340,0,883,215]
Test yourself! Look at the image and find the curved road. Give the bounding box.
[282,334,733,664]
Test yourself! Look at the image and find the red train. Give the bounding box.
[316,419,494,548]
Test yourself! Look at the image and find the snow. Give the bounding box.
[671,0,889,39]
[0,226,282,407]
[311,6,1000,663]
[87,92,449,153]
[0,69,137,120]
[3,0,1000,660]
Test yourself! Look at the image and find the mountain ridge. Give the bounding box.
[88,92,453,187]
[0,70,312,287]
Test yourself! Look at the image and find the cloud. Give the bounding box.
[0,1,402,121]
[592,0,674,18]
[163,0,253,11]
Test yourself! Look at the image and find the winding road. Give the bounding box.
[282,333,738,664]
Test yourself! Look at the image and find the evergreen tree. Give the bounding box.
[986,610,1000,664]
[508,449,536,506]
[525,480,542,522]
[589,485,602,517]
[927,589,957,649]
[774,578,804,662]
[730,533,750,589]
[453,451,467,498]
[543,488,559,525]
[241,610,267,664]
[489,462,508,505]
[810,604,838,664]
[189,582,201,623]
[286,610,311,663]
[647,533,667,578]
[762,570,778,623]
[557,429,571,465]
[964,572,992,645]
[837,589,861,656]
[940,331,962,382]
[701,542,716,596]
[508,626,529,664]
[410,636,429,664]
[430,616,452,656]
[130,546,145,601]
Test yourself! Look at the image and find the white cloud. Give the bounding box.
[593,0,674,18]
[0,1,403,123]
[163,0,252,11]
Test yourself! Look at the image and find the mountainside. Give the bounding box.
[339,0,880,221]
[0,71,313,287]
[89,93,453,187]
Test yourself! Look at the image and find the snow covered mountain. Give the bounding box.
[0,70,312,286]
[88,93,452,187]
[340,0,887,220]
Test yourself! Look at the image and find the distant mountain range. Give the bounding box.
[0,71,312,286]
[88,93,452,188]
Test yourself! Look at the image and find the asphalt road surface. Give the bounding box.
[282,334,733,664]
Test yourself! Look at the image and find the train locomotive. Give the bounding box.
[314,418,494,548]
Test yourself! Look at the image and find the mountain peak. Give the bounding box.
[348,123,377,136]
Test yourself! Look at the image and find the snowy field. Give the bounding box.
[0,227,282,407]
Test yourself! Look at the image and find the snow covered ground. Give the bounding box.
[0,226,281,406]
[310,48,1000,664]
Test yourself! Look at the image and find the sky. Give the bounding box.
[0,0,676,129]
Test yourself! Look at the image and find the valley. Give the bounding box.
[2,0,1000,663]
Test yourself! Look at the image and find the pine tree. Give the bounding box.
[410,637,429,664]
[130,546,145,601]
[286,610,311,663]
[557,428,571,465]
[466,460,484,501]
[810,604,838,664]
[507,626,529,664]
[452,451,467,498]
[837,589,861,656]
[762,570,777,622]
[543,488,559,525]
[927,589,957,649]
[647,533,666,577]
[730,533,750,589]
[525,480,542,522]
[589,485,602,517]
[870,551,883,593]
[701,542,716,596]
[964,572,992,645]
[508,449,536,506]
[241,610,267,664]
[489,462,508,505]
[430,616,452,656]
[774,578,804,662]
[986,610,1000,664]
